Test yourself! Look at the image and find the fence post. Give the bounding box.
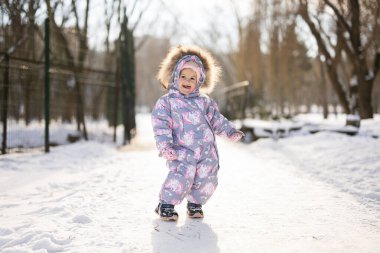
[44,18,50,153]
[120,15,128,145]
[1,53,10,155]
[121,60,128,145]
[113,62,120,143]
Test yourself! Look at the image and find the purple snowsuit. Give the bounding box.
[151,55,238,205]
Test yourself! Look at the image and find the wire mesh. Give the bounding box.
[0,21,120,154]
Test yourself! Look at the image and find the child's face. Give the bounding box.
[178,68,197,95]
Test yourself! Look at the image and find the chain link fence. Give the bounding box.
[1,18,134,154]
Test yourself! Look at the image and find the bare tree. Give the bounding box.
[231,0,314,117]
[1,0,42,124]
[45,0,91,139]
[298,0,380,119]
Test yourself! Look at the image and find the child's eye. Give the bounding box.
[180,75,186,79]
[190,77,195,80]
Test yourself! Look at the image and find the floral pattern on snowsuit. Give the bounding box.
[151,55,238,205]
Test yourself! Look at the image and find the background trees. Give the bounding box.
[298,0,380,119]
[1,0,379,132]
[1,0,153,146]
[226,0,379,120]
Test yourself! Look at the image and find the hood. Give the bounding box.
[157,45,221,94]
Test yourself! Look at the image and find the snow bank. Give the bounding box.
[295,113,380,137]
[250,131,380,216]
[0,119,125,149]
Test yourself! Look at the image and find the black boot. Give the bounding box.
[187,202,204,218]
[155,203,178,221]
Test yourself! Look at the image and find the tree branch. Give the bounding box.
[314,13,335,54]
[3,0,11,11]
[132,0,152,31]
[348,0,361,54]
[335,19,356,65]
[45,0,75,66]
[230,0,243,42]
[71,0,80,32]
[127,0,138,17]
[324,0,352,35]
[83,0,90,37]
[373,52,380,77]
[298,0,350,113]
[362,0,379,51]
[298,1,331,60]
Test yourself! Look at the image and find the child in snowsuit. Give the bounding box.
[151,45,244,221]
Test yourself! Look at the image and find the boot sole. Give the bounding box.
[160,215,178,221]
[187,213,204,218]
[155,209,178,221]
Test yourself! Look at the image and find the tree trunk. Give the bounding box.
[358,79,374,119]
[298,2,351,114]
[319,57,329,119]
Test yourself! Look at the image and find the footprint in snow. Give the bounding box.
[72,214,92,224]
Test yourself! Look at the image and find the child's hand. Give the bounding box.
[161,148,178,161]
[229,130,245,142]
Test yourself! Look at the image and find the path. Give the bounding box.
[0,116,379,252]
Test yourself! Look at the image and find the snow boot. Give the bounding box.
[155,203,178,221]
[187,202,204,218]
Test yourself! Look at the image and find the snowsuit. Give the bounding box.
[152,47,240,205]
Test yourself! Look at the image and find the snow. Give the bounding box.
[71,215,92,224]
[295,113,380,137]
[1,114,380,252]
[0,119,125,149]
[350,75,358,87]
[252,132,380,212]
[366,70,374,81]
[346,114,360,121]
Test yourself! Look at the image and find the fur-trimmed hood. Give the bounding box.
[157,45,221,94]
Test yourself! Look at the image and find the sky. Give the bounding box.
[1,0,318,56]
[85,0,253,52]
[84,0,317,55]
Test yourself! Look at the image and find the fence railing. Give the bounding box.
[0,18,135,154]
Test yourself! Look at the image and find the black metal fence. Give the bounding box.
[1,18,134,154]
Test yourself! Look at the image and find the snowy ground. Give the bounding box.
[0,118,125,149]
[0,114,380,253]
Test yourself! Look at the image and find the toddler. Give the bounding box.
[151,45,244,221]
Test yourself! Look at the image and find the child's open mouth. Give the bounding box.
[183,85,192,90]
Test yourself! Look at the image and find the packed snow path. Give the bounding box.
[1,115,379,253]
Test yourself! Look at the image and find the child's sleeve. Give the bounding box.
[206,98,240,138]
[151,97,174,154]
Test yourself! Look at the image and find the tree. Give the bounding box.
[114,0,152,144]
[1,0,42,124]
[45,0,91,139]
[242,0,312,117]
[298,0,380,119]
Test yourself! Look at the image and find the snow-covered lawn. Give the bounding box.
[0,119,125,149]
[0,114,379,252]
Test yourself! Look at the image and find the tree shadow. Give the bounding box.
[151,217,219,253]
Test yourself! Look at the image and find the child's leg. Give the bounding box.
[159,159,197,205]
[186,158,219,205]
